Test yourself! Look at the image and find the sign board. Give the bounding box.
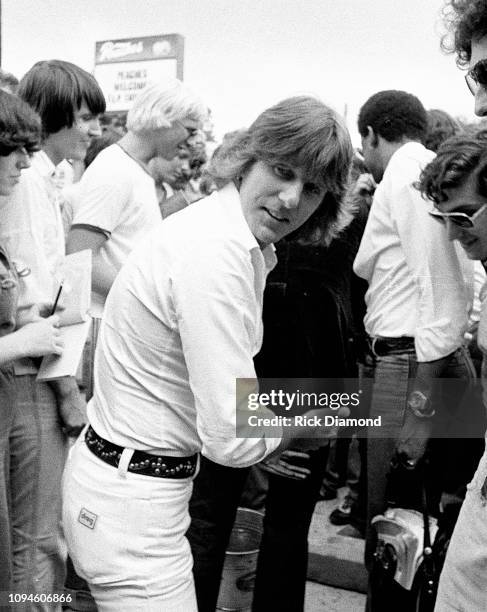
[94,34,184,113]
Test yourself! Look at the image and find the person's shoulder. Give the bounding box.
[390,142,433,171]
[383,143,431,190]
[157,193,249,262]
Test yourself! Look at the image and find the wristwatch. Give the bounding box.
[407,390,435,418]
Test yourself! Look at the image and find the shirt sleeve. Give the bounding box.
[390,178,468,361]
[0,179,60,312]
[72,160,130,234]
[171,238,281,467]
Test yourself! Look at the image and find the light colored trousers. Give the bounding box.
[435,443,487,611]
[62,434,198,611]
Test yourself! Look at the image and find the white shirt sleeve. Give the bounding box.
[171,238,281,467]
[0,175,63,312]
[391,180,468,361]
[73,161,130,235]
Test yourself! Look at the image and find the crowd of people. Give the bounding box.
[2,1,487,611]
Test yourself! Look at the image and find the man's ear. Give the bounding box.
[367,125,379,148]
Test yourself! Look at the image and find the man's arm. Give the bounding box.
[66,227,117,298]
[173,239,342,468]
[393,178,469,362]
[48,376,86,437]
[392,174,471,463]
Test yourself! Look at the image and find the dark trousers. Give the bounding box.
[252,446,329,612]
[187,447,329,612]
[187,456,251,612]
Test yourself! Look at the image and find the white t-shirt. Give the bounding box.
[72,144,161,316]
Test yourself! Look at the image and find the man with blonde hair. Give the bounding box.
[67,78,206,316]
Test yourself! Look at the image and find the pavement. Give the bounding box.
[304,490,367,611]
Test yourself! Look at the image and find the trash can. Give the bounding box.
[216,507,264,612]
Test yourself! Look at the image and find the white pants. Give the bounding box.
[62,434,198,611]
[435,443,487,612]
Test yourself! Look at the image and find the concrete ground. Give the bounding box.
[305,581,365,611]
[305,490,366,611]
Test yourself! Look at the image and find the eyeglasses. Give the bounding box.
[175,120,199,140]
[429,203,487,228]
[465,59,487,95]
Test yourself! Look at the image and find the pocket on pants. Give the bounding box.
[62,448,194,589]
[63,475,146,584]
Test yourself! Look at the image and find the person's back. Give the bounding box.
[73,142,160,315]
[67,78,207,315]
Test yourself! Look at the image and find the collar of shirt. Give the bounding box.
[386,140,430,171]
[217,181,277,273]
[30,149,57,180]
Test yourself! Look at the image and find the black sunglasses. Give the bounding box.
[465,59,487,95]
[429,203,487,228]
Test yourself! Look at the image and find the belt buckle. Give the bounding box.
[371,337,381,358]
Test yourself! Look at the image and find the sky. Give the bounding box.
[2,0,478,143]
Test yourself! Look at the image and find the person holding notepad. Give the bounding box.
[0,60,105,608]
[0,90,65,598]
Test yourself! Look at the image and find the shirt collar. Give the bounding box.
[389,140,426,164]
[216,182,277,271]
[30,150,57,179]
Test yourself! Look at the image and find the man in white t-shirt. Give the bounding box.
[66,79,207,316]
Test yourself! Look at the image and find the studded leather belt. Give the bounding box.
[85,425,198,479]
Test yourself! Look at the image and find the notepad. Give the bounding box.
[37,250,92,381]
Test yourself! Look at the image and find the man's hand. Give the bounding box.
[394,356,450,468]
[353,173,376,196]
[16,315,64,357]
[395,407,434,469]
[49,377,87,437]
[262,449,312,480]
[269,406,350,458]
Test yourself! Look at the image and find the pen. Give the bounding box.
[50,282,64,316]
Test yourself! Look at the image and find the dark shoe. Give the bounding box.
[329,495,354,525]
[318,485,337,501]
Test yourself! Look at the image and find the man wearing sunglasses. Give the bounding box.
[424,3,487,608]
[419,129,487,612]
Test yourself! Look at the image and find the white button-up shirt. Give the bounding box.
[0,151,65,374]
[354,142,473,362]
[88,183,282,467]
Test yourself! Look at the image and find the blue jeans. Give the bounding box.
[365,347,476,610]
[0,364,16,600]
[9,376,68,611]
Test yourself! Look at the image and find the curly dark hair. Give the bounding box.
[357,90,427,143]
[0,89,41,156]
[441,0,487,67]
[417,128,487,204]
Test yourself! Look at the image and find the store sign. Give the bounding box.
[94,34,184,112]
